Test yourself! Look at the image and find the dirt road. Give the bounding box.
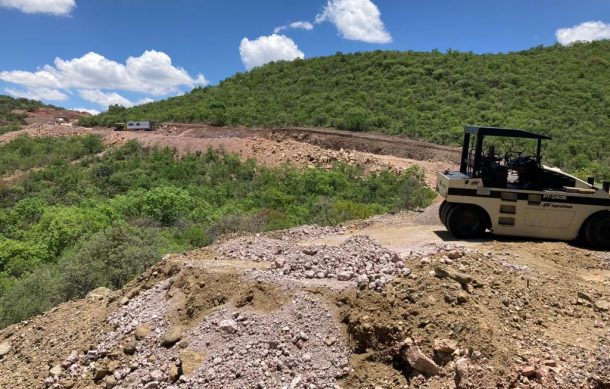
[0,123,458,186]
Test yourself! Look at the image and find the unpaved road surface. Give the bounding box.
[0,123,457,186]
[1,204,609,388]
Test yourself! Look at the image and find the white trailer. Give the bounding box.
[126,121,153,131]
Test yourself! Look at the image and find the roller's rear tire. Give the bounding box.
[446,205,486,239]
[440,202,454,228]
[439,201,449,226]
[584,212,610,249]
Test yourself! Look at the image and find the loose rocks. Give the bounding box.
[135,325,152,340]
[0,341,10,357]
[219,234,409,291]
[160,326,184,347]
[219,319,238,334]
[401,339,439,376]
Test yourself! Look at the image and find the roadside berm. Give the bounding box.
[1,207,609,388]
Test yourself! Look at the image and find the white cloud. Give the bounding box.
[315,0,391,44]
[5,87,67,101]
[79,89,134,108]
[0,50,208,96]
[556,21,610,45]
[70,107,100,115]
[78,89,158,109]
[273,21,314,34]
[239,34,305,70]
[137,97,154,105]
[0,0,75,15]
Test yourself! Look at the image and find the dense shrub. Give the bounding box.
[0,265,63,328]
[33,206,114,257]
[207,212,268,239]
[0,223,162,327]
[0,135,103,175]
[0,137,435,327]
[142,186,192,225]
[82,41,610,179]
[58,223,162,300]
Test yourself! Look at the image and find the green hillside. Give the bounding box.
[0,136,433,326]
[0,95,59,135]
[82,41,610,178]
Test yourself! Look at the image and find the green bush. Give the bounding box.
[0,140,435,328]
[58,223,162,300]
[0,134,104,175]
[0,223,162,327]
[33,206,114,257]
[0,265,63,328]
[207,212,268,239]
[142,186,192,225]
[0,237,46,276]
[319,199,383,225]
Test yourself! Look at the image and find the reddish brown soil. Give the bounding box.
[0,123,458,186]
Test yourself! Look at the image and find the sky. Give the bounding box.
[0,0,608,114]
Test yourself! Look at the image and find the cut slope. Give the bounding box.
[82,41,610,177]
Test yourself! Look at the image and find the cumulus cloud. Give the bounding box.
[239,34,305,70]
[0,0,75,15]
[5,87,67,101]
[273,21,314,34]
[556,21,610,45]
[315,0,391,44]
[0,50,208,96]
[70,107,100,116]
[79,89,134,108]
[78,89,157,108]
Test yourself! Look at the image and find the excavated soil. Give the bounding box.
[0,123,457,186]
[1,211,609,388]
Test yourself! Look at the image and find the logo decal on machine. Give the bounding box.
[541,203,573,209]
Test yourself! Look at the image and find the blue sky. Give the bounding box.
[0,0,608,113]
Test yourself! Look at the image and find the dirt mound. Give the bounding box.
[267,126,460,163]
[1,211,610,388]
[21,108,89,125]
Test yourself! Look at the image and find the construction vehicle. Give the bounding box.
[437,126,610,248]
[113,121,154,131]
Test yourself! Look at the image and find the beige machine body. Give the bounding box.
[437,168,610,241]
[437,126,610,247]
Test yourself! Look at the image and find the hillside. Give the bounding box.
[82,41,610,179]
[0,96,59,134]
[0,127,436,328]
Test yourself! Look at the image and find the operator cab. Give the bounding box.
[460,126,579,191]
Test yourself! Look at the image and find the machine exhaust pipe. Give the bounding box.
[587,177,595,186]
[603,181,610,193]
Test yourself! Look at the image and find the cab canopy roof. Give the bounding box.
[465,126,551,140]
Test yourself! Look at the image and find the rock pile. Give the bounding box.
[218,235,411,291]
[171,291,349,388]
